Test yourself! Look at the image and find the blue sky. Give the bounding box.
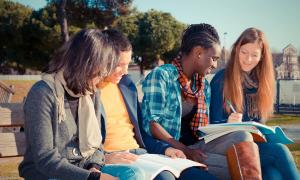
[15,0,300,52]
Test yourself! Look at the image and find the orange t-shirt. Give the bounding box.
[100,82,139,152]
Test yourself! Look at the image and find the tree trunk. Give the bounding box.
[57,0,69,43]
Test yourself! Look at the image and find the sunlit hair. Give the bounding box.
[46,29,119,94]
[95,28,132,88]
[102,29,132,52]
[223,28,275,120]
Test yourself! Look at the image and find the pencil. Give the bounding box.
[226,100,237,113]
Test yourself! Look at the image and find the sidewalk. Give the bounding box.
[281,124,300,143]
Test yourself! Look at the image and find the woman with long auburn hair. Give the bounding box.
[210,28,299,180]
[223,27,274,122]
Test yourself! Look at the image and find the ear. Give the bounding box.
[191,46,205,58]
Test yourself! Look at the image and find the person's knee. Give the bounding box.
[101,165,145,180]
[272,143,289,153]
[120,166,145,180]
[230,131,253,143]
[179,167,216,180]
[154,171,175,180]
[271,143,293,159]
[116,166,145,180]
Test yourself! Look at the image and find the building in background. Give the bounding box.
[213,44,300,80]
[276,44,300,80]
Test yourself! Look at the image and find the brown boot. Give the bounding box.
[227,141,262,180]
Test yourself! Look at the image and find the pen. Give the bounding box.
[226,100,237,113]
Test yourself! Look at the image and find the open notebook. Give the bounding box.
[198,121,294,144]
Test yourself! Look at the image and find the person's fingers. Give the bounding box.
[122,153,138,161]
[193,155,204,163]
[165,147,176,157]
[232,115,242,119]
[228,114,242,123]
[89,167,100,173]
[190,150,207,163]
[105,152,137,164]
[111,157,134,164]
[176,151,186,159]
[230,113,243,119]
[112,152,137,159]
[229,114,238,119]
[170,153,177,159]
[199,151,207,157]
[120,158,135,164]
[100,173,119,180]
[193,149,207,158]
[120,152,137,157]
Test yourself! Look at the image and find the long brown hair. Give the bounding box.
[223,28,275,120]
[46,29,119,94]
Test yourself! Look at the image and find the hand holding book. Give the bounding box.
[183,148,207,164]
[165,147,186,159]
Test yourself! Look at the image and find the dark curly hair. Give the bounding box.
[180,23,220,55]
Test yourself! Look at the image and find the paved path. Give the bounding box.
[281,124,300,142]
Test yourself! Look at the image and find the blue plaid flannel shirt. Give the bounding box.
[141,64,211,140]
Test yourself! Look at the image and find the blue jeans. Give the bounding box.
[258,143,300,180]
[153,168,216,180]
[102,164,145,180]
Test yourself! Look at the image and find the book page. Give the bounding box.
[140,154,206,172]
[128,158,171,179]
[127,154,206,179]
[198,124,264,143]
[219,121,275,134]
[265,126,294,144]
[202,128,263,143]
[199,124,260,135]
[200,122,293,144]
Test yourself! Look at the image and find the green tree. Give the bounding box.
[20,3,80,70]
[115,10,140,47]
[0,1,80,72]
[47,0,133,42]
[0,0,135,73]
[116,9,186,68]
[66,0,133,28]
[57,0,69,42]
[0,0,32,73]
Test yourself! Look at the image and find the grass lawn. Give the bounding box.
[1,80,37,103]
[266,114,300,126]
[287,144,300,172]
[292,151,300,172]
[267,114,300,172]
[0,157,23,180]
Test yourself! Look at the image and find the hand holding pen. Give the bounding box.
[226,100,243,123]
[226,100,237,113]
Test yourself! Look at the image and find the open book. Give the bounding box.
[126,154,206,180]
[198,121,294,144]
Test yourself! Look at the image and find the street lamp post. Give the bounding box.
[223,32,228,63]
